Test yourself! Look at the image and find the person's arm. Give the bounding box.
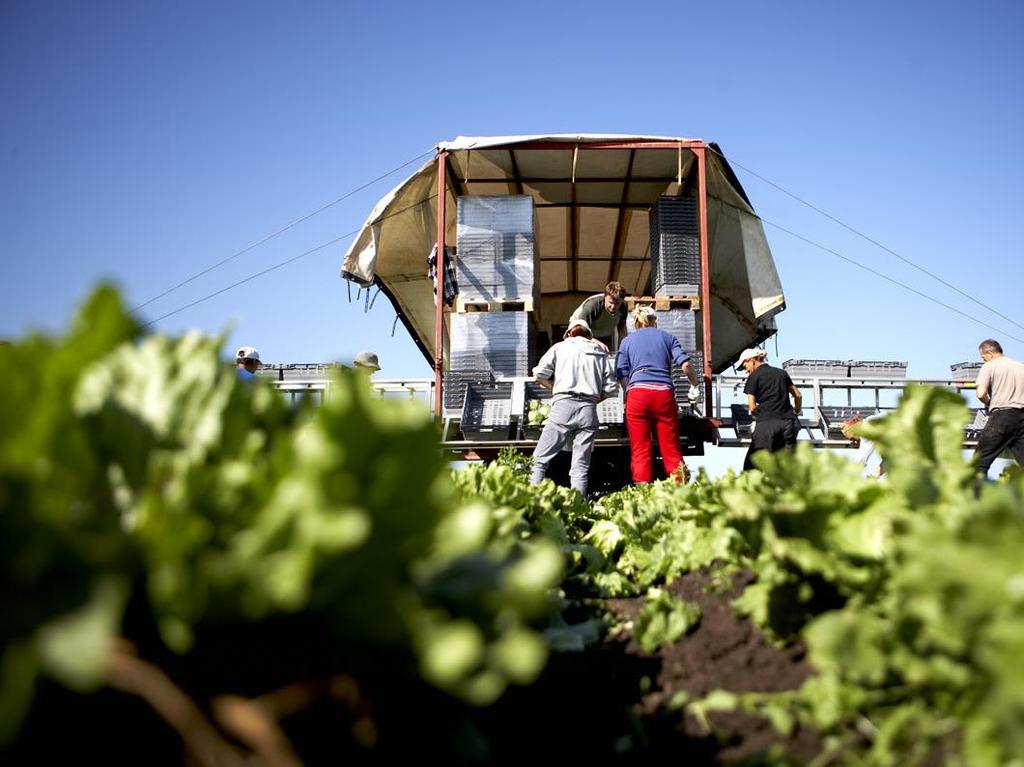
[533,346,557,388]
[614,343,630,390]
[744,373,758,414]
[680,360,699,387]
[976,366,991,405]
[600,356,619,402]
[790,384,803,417]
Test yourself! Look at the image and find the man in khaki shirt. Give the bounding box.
[974,338,1024,476]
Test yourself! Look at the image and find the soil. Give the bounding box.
[605,568,823,764]
[5,569,821,765]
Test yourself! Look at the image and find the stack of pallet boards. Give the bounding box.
[447,196,538,439]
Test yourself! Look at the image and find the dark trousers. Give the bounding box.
[743,417,798,472]
[974,408,1024,476]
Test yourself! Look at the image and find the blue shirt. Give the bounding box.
[615,327,688,388]
[236,368,256,381]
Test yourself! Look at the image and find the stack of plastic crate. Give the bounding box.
[649,196,700,296]
[257,363,341,382]
[782,359,850,379]
[651,308,701,412]
[444,368,493,412]
[450,313,535,379]
[848,360,908,379]
[950,362,983,382]
[456,196,537,304]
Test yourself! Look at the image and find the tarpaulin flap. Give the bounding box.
[340,135,784,371]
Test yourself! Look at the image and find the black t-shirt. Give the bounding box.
[744,364,796,420]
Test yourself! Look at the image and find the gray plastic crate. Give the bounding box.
[460,381,514,441]
[818,406,880,435]
[848,360,907,379]
[782,359,849,378]
[257,363,341,381]
[950,362,983,382]
[596,390,625,438]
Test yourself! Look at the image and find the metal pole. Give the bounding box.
[694,145,713,403]
[433,151,448,417]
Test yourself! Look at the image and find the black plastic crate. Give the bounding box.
[818,406,880,435]
[460,381,514,441]
[444,370,493,411]
[730,404,754,437]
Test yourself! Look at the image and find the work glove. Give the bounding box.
[687,384,701,403]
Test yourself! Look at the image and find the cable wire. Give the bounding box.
[708,145,1024,332]
[132,148,434,312]
[141,193,438,327]
[760,215,1024,344]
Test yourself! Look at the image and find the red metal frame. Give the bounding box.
[431,140,715,418]
[433,151,447,416]
[694,146,713,403]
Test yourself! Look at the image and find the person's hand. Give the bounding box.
[687,384,701,403]
[594,339,610,353]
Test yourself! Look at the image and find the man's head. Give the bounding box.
[564,318,593,340]
[603,281,625,314]
[353,350,381,372]
[735,348,766,374]
[631,304,657,329]
[979,339,1003,362]
[236,345,261,372]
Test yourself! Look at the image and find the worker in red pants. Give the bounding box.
[615,306,700,483]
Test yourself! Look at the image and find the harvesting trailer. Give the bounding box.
[332,134,981,471]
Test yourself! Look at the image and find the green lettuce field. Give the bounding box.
[3,288,1022,766]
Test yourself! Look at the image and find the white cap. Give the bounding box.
[236,345,260,362]
[735,348,766,370]
[563,318,591,338]
[353,350,380,371]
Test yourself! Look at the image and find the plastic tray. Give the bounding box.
[950,362,983,382]
[460,381,514,441]
[848,361,908,379]
[782,359,849,379]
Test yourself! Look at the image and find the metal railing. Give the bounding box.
[269,374,983,449]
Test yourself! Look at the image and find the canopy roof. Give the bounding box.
[342,134,785,372]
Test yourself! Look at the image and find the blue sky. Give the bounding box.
[2,1,1022,473]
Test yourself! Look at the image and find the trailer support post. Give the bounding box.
[433,151,448,417]
[694,144,713,403]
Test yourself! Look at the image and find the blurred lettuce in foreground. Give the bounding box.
[0,286,560,744]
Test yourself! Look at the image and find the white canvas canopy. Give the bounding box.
[341,134,784,372]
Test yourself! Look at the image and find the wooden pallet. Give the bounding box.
[455,296,535,313]
[625,295,701,311]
